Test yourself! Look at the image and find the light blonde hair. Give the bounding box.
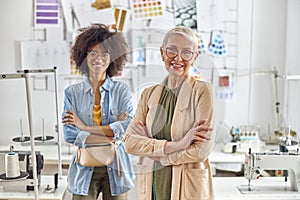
[161,26,199,51]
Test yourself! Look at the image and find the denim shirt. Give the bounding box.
[63,76,135,196]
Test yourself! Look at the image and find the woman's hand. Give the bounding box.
[131,120,151,138]
[62,110,87,131]
[179,119,212,150]
[164,119,212,155]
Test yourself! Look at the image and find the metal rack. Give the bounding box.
[0,67,63,200]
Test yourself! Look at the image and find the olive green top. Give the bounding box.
[152,84,181,200]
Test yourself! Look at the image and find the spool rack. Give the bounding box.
[0,67,63,200]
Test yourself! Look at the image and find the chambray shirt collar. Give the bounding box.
[83,75,112,93]
[101,76,111,91]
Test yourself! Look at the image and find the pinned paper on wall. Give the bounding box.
[131,29,146,65]
[207,31,227,56]
[18,41,69,74]
[195,32,206,54]
[214,69,235,101]
[62,0,115,29]
[131,0,163,20]
[174,0,197,30]
[91,0,111,10]
[112,8,129,32]
[34,0,60,28]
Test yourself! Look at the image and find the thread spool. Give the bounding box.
[5,152,20,178]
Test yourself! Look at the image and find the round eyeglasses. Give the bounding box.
[87,50,110,60]
[164,47,194,61]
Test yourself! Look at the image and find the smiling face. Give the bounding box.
[161,34,197,78]
[86,43,110,76]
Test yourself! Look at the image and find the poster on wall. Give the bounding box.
[131,29,146,65]
[61,0,115,32]
[174,0,197,30]
[207,30,227,56]
[213,68,236,101]
[34,0,60,28]
[112,8,129,32]
[18,40,69,74]
[130,0,164,21]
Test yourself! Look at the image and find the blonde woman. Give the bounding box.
[124,26,215,200]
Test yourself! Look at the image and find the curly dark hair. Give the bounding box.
[71,24,128,77]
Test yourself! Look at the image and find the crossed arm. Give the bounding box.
[62,110,128,144]
[129,119,212,157]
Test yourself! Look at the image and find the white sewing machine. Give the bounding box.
[223,125,263,153]
[244,149,300,191]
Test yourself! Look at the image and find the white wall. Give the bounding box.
[219,0,289,142]
[0,0,64,145]
[0,0,299,145]
[248,0,287,136]
[284,0,300,140]
[0,0,33,72]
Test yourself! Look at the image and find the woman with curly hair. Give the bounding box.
[62,23,135,200]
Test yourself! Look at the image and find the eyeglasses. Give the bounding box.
[164,47,194,61]
[87,50,110,60]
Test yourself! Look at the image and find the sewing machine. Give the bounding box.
[244,148,300,191]
[223,126,263,153]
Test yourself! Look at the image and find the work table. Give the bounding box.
[1,144,300,199]
[213,177,300,199]
[0,176,67,200]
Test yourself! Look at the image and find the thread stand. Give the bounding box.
[12,119,30,142]
[34,118,54,142]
